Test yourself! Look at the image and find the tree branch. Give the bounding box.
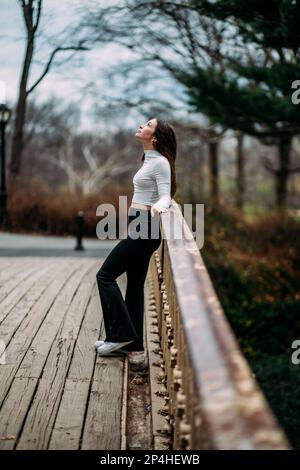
[32,0,43,34]
[26,42,89,95]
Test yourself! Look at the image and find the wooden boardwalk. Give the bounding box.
[0,256,128,450]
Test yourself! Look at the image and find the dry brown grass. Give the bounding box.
[5,176,132,237]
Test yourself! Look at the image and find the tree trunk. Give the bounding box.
[236,132,245,210]
[209,140,219,205]
[276,136,292,211]
[9,34,35,177]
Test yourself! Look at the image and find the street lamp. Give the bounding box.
[0,103,11,226]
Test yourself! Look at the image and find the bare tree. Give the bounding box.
[9,0,89,179]
[40,129,136,195]
[79,1,300,211]
[77,1,227,204]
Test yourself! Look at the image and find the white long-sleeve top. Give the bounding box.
[131,150,172,209]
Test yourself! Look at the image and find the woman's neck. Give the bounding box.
[144,149,161,162]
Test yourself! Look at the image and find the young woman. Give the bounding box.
[95,117,177,356]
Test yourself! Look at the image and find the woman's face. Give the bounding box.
[135,118,158,145]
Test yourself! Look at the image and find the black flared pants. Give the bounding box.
[96,209,162,352]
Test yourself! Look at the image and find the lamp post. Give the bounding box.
[0,103,11,226]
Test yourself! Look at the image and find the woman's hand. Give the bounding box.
[151,204,169,217]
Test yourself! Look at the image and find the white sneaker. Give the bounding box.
[96,340,134,356]
[94,340,131,352]
[94,340,105,350]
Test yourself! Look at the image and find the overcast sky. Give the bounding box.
[0,0,195,134]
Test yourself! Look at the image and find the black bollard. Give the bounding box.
[74,211,85,251]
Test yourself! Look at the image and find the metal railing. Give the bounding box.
[148,200,291,450]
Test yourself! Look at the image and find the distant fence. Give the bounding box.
[148,200,291,450]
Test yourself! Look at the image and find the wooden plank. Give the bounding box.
[0,259,86,406]
[15,260,95,379]
[66,284,104,382]
[80,273,128,450]
[72,286,100,374]
[16,264,97,449]
[0,377,38,450]
[0,256,44,272]
[0,258,35,286]
[0,260,61,344]
[0,261,51,322]
[48,378,90,450]
[0,257,45,298]
[49,274,127,450]
[0,258,17,277]
[81,359,125,450]
[16,340,74,449]
[0,259,90,448]
[48,285,102,450]
[0,258,128,450]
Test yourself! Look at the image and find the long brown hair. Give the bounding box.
[141,118,177,198]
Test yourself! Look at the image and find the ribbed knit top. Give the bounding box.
[131,150,172,209]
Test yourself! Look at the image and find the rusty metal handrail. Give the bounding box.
[148,200,291,450]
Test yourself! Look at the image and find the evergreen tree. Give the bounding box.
[175,0,300,209]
